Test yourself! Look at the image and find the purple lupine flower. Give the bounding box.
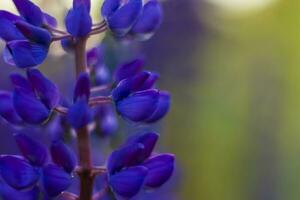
[0,0,56,68]
[0,91,23,125]
[112,59,170,123]
[9,69,60,124]
[65,0,92,37]
[0,134,74,198]
[106,132,175,198]
[101,0,143,37]
[0,180,40,200]
[67,73,93,129]
[130,0,163,41]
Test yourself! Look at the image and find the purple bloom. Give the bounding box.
[0,0,56,68]
[0,180,40,200]
[65,0,92,37]
[0,91,23,125]
[106,132,175,198]
[101,0,143,37]
[10,70,60,124]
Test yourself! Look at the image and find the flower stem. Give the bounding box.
[74,37,94,200]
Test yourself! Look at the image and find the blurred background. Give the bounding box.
[1,0,300,199]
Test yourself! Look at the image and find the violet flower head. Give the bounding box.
[106,132,175,198]
[112,58,171,123]
[0,0,56,68]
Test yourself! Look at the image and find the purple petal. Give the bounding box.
[109,166,148,198]
[106,0,143,37]
[27,69,60,109]
[42,164,72,197]
[12,0,43,26]
[67,98,92,129]
[0,155,39,190]
[108,143,144,174]
[65,5,92,37]
[101,0,120,18]
[6,40,49,68]
[0,19,24,42]
[14,133,48,166]
[112,71,149,102]
[15,21,51,45]
[43,13,58,28]
[114,58,144,83]
[73,0,91,12]
[126,132,159,162]
[116,89,159,122]
[3,46,16,66]
[130,0,163,40]
[145,91,170,123]
[13,87,50,124]
[0,91,22,124]
[143,154,175,188]
[86,47,104,67]
[74,72,90,102]
[10,73,34,93]
[0,10,22,22]
[0,181,40,200]
[139,72,159,91]
[61,38,76,53]
[100,109,118,136]
[50,140,77,173]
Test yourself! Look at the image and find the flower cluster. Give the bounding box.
[0,0,175,199]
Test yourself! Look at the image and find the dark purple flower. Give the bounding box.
[130,0,163,41]
[67,73,93,129]
[50,140,77,173]
[14,133,48,166]
[65,0,92,37]
[106,132,175,198]
[101,0,143,37]
[0,180,40,200]
[0,91,23,125]
[114,58,144,83]
[42,164,72,197]
[10,70,59,124]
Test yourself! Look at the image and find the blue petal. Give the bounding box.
[86,47,104,67]
[10,73,34,94]
[15,21,51,45]
[13,87,50,124]
[42,164,72,197]
[74,72,90,102]
[145,91,170,123]
[0,19,24,42]
[101,0,120,18]
[130,0,163,40]
[143,154,175,188]
[2,46,16,66]
[116,89,159,122]
[73,0,91,12]
[27,69,60,109]
[14,133,48,166]
[0,10,22,22]
[0,155,39,190]
[12,0,43,26]
[0,91,22,124]
[65,4,92,37]
[114,58,144,83]
[50,140,77,173]
[126,132,159,162]
[109,166,148,198]
[108,143,144,174]
[67,98,92,129]
[7,40,49,68]
[112,71,150,101]
[139,72,159,91]
[43,13,58,28]
[100,108,118,136]
[106,0,143,37]
[0,181,39,200]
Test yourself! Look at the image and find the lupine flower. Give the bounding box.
[112,58,170,123]
[0,0,56,68]
[101,0,143,37]
[0,134,73,198]
[130,0,163,41]
[101,0,163,40]
[65,0,92,37]
[9,69,59,124]
[0,91,23,125]
[67,73,93,129]
[106,132,175,198]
